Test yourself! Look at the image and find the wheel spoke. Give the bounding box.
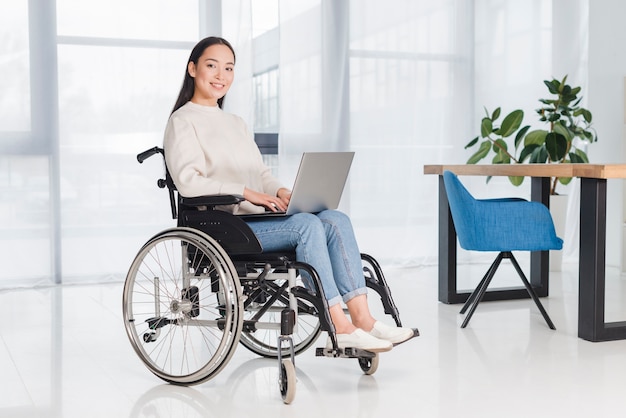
[123,229,243,385]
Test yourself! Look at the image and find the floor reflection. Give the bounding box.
[129,385,217,418]
[5,265,626,417]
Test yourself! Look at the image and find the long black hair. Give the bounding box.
[171,36,236,114]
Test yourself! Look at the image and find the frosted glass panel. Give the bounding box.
[57,45,187,279]
[0,2,30,132]
[56,0,200,41]
[0,156,52,282]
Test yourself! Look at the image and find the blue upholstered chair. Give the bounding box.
[442,170,563,329]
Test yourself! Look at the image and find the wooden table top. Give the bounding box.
[423,164,626,179]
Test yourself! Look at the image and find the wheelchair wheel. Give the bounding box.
[123,227,243,386]
[279,359,296,404]
[358,354,379,375]
[238,273,321,358]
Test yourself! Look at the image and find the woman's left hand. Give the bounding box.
[277,188,291,207]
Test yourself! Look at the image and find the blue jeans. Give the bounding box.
[245,210,367,307]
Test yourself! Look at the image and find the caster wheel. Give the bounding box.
[358,354,379,375]
[279,359,296,404]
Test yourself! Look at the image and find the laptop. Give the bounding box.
[243,151,355,218]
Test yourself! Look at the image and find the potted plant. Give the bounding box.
[464,75,598,195]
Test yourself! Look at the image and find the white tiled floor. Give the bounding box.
[2,262,626,418]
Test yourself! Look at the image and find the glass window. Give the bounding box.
[56,44,189,279]
[56,0,200,41]
[0,155,52,282]
[251,0,279,37]
[0,1,208,285]
[0,2,30,133]
[253,68,279,132]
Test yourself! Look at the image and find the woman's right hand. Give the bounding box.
[243,188,287,212]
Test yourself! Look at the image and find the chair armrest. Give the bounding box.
[179,194,245,208]
[470,199,563,251]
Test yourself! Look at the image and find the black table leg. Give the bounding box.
[578,177,626,341]
[530,177,550,297]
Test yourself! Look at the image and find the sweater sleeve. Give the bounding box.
[163,115,245,198]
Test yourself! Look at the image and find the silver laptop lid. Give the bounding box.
[285,152,355,215]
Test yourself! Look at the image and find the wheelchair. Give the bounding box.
[123,147,417,404]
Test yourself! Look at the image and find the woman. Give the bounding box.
[164,36,415,352]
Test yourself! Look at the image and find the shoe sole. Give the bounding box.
[362,345,392,353]
[391,328,420,346]
[324,344,392,353]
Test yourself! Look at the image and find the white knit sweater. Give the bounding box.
[163,101,284,214]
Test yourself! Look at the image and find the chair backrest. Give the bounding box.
[442,171,478,250]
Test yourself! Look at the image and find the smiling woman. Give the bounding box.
[171,37,237,112]
[187,44,236,107]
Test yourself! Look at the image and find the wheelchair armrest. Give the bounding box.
[179,194,245,208]
[179,206,263,255]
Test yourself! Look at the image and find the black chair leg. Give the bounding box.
[508,253,556,330]
[460,255,503,314]
[460,253,504,328]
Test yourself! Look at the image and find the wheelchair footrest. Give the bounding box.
[315,347,376,359]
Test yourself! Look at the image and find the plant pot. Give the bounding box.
[550,194,568,271]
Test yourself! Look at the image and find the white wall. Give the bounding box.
[588,0,626,267]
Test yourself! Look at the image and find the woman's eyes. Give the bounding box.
[206,64,234,71]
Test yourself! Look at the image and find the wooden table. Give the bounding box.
[424,164,626,342]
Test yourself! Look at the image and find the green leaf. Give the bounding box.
[524,130,548,146]
[545,132,568,161]
[553,122,573,141]
[582,129,596,142]
[465,136,479,149]
[491,107,501,120]
[562,85,572,97]
[582,109,592,123]
[548,113,561,122]
[495,109,524,137]
[545,79,560,95]
[519,143,539,162]
[514,125,531,149]
[492,139,510,164]
[480,117,493,138]
[492,138,508,152]
[529,145,549,163]
[508,176,524,186]
[492,153,511,164]
[467,140,491,164]
[558,177,573,185]
[571,149,589,163]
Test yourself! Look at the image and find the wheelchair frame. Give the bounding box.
[123,146,409,403]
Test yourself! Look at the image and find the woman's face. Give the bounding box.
[188,43,235,106]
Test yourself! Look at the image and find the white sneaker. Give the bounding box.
[326,328,393,353]
[368,321,417,345]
